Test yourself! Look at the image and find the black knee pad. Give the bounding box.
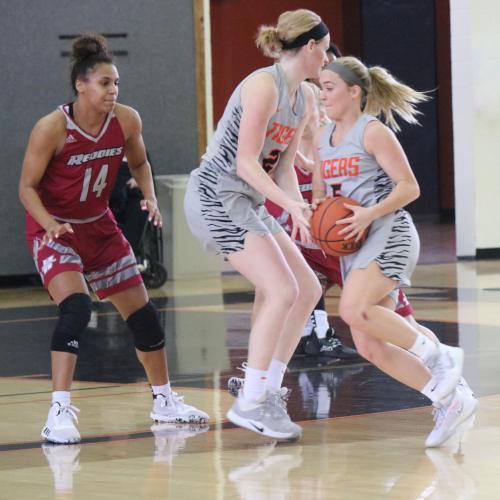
[126,300,165,352]
[51,293,92,354]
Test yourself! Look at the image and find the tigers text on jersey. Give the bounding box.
[185,64,306,256]
[35,104,125,221]
[202,63,305,178]
[318,113,420,289]
[318,114,393,206]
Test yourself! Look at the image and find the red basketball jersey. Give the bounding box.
[33,104,125,221]
[265,166,313,222]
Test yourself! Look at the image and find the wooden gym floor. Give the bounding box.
[0,223,499,499]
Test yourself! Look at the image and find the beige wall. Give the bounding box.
[472,2,500,250]
[452,0,500,256]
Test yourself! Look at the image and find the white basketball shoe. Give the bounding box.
[151,391,209,424]
[41,402,81,444]
[425,382,479,448]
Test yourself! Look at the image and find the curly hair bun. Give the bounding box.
[72,34,111,62]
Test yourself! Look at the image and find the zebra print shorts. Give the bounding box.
[340,209,420,291]
[184,166,283,256]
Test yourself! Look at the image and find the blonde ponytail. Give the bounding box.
[325,56,430,132]
[365,66,430,132]
[256,9,323,59]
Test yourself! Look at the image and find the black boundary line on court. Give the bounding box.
[0,421,259,452]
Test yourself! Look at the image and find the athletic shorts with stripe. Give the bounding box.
[25,209,142,299]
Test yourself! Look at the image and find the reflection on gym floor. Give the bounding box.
[0,259,500,498]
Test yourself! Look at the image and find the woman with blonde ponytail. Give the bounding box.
[185,10,330,439]
[313,57,478,448]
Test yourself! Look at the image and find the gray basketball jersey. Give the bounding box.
[318,114,393,206]
[317,113,420,289]
[202,63,306,176]
[185,64,305,256]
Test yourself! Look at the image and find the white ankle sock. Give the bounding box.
[422,378,456,406]
[152,382,171,397]
[266,359,287,392]
[313,310,329,339]
[420,378,441,403]
[52,391,70,405]
[409,333,438,365]
[243,366,267,402]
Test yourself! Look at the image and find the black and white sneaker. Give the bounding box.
[292,335,311,357]
[305,329,360,360]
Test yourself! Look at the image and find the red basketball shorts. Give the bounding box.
[26,209,142,299]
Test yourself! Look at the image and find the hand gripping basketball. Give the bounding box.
[310,196,369,256]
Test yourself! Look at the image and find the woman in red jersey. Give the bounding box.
[19,34,208,444]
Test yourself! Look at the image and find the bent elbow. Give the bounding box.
[18,183,26,204]
[412,183,420,202]
[18,181,34,207]
[236,159,251,182]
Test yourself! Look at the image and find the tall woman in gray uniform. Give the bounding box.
[185,9,330,439]
[314,57,478,447]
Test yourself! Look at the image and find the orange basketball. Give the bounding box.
[310,196,369,256]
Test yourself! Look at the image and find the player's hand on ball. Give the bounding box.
[337,204,374,241]
[310,196,330,211]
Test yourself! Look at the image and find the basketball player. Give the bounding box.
[19,34,208,444]
[184,9,330,439]
[228,86,467,395]
[262,82,358,360]
[314,57,478,447]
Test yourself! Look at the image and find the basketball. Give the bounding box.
[311,196,369,256]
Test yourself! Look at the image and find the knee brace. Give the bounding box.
[126,300,165,352]
[51,293,92,354]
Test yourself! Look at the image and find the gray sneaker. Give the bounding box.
[227,377,291,400]
[227,391,302,440]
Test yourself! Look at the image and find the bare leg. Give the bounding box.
[406,315,439,343]
[340,263,432,391]
[228,232,301,371]
[351,328,431,390]
[270,231,322,363]
[340,262,424,349]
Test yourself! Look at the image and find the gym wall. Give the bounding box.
[0,1,200,275]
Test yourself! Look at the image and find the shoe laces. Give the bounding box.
[171,391,186,407]
[431,402,446,430]
[266,388,292,418]
[323,336,342,348]
[54,403,80,424]
[236,362,248,374]
[432,349,454,380]
[157,391,185,409]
